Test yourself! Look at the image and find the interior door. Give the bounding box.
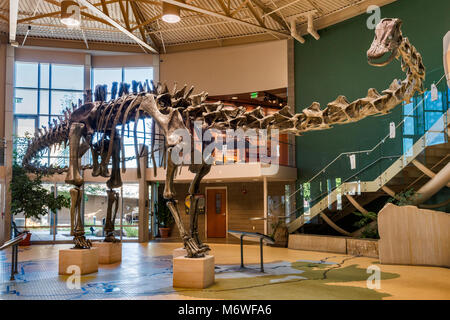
[207,188,227,238]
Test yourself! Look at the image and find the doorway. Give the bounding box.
[206,187,227,238]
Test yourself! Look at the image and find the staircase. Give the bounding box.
[288,109,450,234]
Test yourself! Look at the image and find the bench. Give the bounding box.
[228,230,275,272]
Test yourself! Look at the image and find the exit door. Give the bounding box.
[206,188,227,238]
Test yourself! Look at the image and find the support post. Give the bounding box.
[2,45,14,245]
[263,176,268,235]
[10,245,16,280]
[240,234,244,268]
[260,237,264,272]
[138,144,149,243]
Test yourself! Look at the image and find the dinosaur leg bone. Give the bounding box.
[70,186,91,249]
[104,189,120,243]
[164,147,208,258]
[65,123,85,187]
[188,163,212,250]
[106,133,123,189]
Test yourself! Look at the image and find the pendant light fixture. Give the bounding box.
[162,2,181,23]
[61,0,81,27]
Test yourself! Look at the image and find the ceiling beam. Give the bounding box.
[230,0,250,17]
[217,0,230,16]
[18,11,61,23]
[161,0,289,38]
[130,14,161,31]
[132,6,161,49]
[10,0,19,43]
[118,0,131,30]
[77,0,159,53]
[250,0,289,30]
[246,1,265,27]
[100,0,110,15]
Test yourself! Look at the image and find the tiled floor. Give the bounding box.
[1,242,449,300]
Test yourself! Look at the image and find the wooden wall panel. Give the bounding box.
[163,181,288,240]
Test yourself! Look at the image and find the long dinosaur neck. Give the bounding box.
[397,36,426,102]
[210,34,426,136]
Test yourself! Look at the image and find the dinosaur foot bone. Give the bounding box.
[104,233,121,243]
[183,236,210,258]
[192,231,211,252]
[72,233,92,249]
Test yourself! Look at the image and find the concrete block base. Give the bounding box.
[173,248,187,258]
[59,248,98,275]
[173,255,215,289]
[92,242,122,264]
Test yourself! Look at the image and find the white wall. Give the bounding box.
[160,40,288,96]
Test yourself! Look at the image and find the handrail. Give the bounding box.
[0,233,27,251]
[279,74,448,215]
[301,154,403,212]
[287,107,450,233]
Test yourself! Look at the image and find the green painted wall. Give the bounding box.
[294,0,450,187]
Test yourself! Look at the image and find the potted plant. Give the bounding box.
[156,194,174,238]
[10,136,70,245]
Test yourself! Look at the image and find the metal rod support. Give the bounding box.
[240,235,244,268]
[260,238,264,272]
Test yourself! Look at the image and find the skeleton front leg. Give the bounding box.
[104,189,120,242]
[164,147,208,258]
[188,163,212,250]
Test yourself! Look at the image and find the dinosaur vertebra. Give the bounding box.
[22,18,424,256]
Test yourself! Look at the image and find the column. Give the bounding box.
[263,176,268,235]
[2,45,14,244]
[138,144,149,243]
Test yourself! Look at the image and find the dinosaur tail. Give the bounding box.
[22,118,71,175]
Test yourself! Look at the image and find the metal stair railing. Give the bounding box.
[288,108,449,233]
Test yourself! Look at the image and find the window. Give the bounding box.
[92,67,154,168]
[13,62,85,166]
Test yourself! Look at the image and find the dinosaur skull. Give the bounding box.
[367,18,403,67]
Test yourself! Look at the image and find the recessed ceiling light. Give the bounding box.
[231,96,238,100]
[162,3,181,23]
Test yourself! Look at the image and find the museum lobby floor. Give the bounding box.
[1,242,449,300]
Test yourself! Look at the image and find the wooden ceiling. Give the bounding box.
[0,0,396,53]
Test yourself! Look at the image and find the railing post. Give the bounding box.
[240,234,244,268]
[260,237,264,272]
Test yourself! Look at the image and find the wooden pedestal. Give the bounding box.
[92,242,122,264]
[173,255,215,289]
[59,248,98,275]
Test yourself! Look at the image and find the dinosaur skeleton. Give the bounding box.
[22,19,425,257]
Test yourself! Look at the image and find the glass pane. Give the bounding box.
[124,67,153,85]
[403,116,415,135]
[40,63,50,89]
[16,118,36,137]
[51,91,83,115]
[92,68,122,93]
[14,88,38,114]
[52,64,84,90]
[425,112,444,130]
[122,184,139,240]
[15,62,38,88]
[39,116,50,128]
[39,89,49,114]
[215,193,221,214]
